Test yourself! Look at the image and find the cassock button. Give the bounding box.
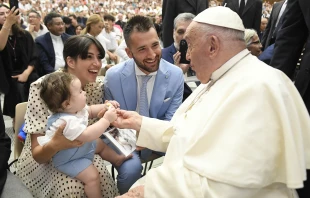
[306,68,310,74]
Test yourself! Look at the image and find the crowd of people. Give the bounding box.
[0,0,310,198]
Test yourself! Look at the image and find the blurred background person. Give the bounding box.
[162,0,209,47]
[0,4,38,124]
[223,0,262,34]
[26,10,48,40]
[259,17,268,40]
[244,29,262,57]
[75,23,84,35]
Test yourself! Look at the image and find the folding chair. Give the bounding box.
[13,102,27,160]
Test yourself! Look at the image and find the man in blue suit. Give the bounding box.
[162,13,195,101]
[35,13,70,76]
[104,16,184,194]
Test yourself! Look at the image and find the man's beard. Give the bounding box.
[132,54,161,74]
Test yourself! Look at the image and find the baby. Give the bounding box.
[38,72,129,198]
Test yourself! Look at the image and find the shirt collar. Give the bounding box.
[211,49,250,82]
[50,32,62,40]
[134,63,157,76]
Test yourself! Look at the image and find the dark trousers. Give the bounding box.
[297,169,310,198]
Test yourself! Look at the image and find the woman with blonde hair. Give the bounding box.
[82,14,116,74]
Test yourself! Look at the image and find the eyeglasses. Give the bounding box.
[249,40,261,45]
[53,22,65,26]
[28,15,38,19]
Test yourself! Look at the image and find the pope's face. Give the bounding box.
[184,22,211,84]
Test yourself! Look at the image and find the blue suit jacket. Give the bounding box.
[35,32,70,76]
[162,44,193,101]
[161,44,176,64]
[104,58,184,121]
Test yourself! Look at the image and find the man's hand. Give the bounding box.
[113,110,142,132]
[173,51,190,74]
[109,53,118,61]
[28,24,35,32]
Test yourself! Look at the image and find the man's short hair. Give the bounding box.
[44,12,62,27]
[103,14,115,22]
[68,14,77,19]
[62,16,72,25]
[173,13,195,30]
[28,9,41,18]
[123,15,155,47]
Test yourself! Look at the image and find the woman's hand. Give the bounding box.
[5,7,19,27]
[12,72,29,82]
[49,124,84,150]
[11,65,34,82]
[31,123,83,164]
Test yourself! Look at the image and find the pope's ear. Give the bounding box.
[125,47,133,58]
[208,35,220,58]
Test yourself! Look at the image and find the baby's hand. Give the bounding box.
[103,107,117,123]
[105,100,120,109]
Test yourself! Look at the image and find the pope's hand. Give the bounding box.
[113,110,142,131]
[115,185,144,198]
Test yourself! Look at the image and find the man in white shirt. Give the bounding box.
[26,10,48,40]
[114,7,310,197]
[35,13,70,76]
[101,14,119,65]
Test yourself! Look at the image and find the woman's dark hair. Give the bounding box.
[123,15,154,47]
[75,24,85,30]
[40,72,76,113]
[63,35,105,70]
[0,4,25,35]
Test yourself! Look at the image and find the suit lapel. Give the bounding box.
[242,0,255,16]
[121,60,138,111]
[46,33,55,58]
[150,60,170,118]
[273,1,284,23]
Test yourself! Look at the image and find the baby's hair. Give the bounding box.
[40,72,77,113]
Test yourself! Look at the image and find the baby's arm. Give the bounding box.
[76,107,117,142]
[88,100,120,119]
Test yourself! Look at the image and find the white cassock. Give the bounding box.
[135,49,310,197]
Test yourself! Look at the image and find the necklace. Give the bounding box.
[7,35,17,62]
